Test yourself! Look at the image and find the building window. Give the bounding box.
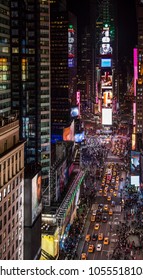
[4,202,6,212]
[3,187,7,198]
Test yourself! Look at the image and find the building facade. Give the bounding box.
[0,118,25,260]
[10,0,51,204]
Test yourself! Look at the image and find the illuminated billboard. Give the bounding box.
[131,151,140,175]
[32,174,42,223]
[132,134,136,150]
[76,91,80,115]
[101,58,111,68]
[75,131,85,143]
[102,108,112,125]
[103,90,112,106]
[100,26,113,55]
[101,73,112,88]
[63,121,74,141]
[68,25,75,59]
[71,106,79,118]
[131,176,140,187]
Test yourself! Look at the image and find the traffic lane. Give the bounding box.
[87,219,109,260]
[81,210,111,260]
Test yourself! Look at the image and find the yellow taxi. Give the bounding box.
[104,237,109,245]
[98,233,104,241]
[88,244,95,253]
[81,253,87,260]
[103,204,109,211]
[113,191,117,197]
[110,188,113,193]
[94,223,100,230]
[91,215,96,222]
[107,195,111,201]
[85,234,91,242]
[109,208,113,215]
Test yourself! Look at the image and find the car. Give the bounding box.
[81,253,87,260]
[98,203,104,209]
[102,216,108,223]
[91,215,96,222]
[98,233,104,241]
[96,215,102,222]
[92,210,97,215]
[111,201,115,207]
[96,243,102,251]
[96,209,102,215]
[103,192,107,197]
[99,188,102,194]
[104,237,109,245]
[110,188,113,193]
[103,204,109,211]
[92,234,98,241]
[107,195,111,201]
[94,223,100,230]
[88,244,95,253]
[113,191,117,197]
[109,208,113,215]
[115,185,118,191]
[85,234,91,242]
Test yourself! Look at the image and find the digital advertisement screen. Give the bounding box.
[68,27,75,59]
[51,134,63,144]
[63,121,75,141]
[101,73,112,88]
[75,131,85,143]
[101,58,111,68]
[32,174,42,223]
[103,90,113,106]
[131,175,140,187]
[102,108,112,125]
[131,151,140,175]
[100,44,112,55]
[71,106,79,117]
[68,58,74,68]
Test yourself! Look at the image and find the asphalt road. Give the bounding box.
[75,135,128,260]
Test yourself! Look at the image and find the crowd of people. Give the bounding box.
[111,188,143,260]
[81,136,109,170]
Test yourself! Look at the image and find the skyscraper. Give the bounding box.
[135,0,143,148]
[50,0,77,144]
[10,0,51,203]
[0,1,11,117]
[0,1,25,260]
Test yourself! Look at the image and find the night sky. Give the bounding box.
[67,0,138,62]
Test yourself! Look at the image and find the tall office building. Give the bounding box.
[0,1,25,260]
[0,1,11,117]
[50,0,77,144]
[10,0,51,204]
[0,118,25,260]
[135,0,143,148]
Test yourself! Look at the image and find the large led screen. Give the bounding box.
[100,44,112,55]
[103,90,112,106]
[32,174,42,223]
[75,131,85,143]
[131,176,140,187]
[71,106,79,118]
[131,151,140,175]
[101,73,112,88]
[101,58,111,68]
[63,121,74,141]
[102,108,112,125]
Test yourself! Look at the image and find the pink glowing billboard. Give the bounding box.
[134,48,138,97]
